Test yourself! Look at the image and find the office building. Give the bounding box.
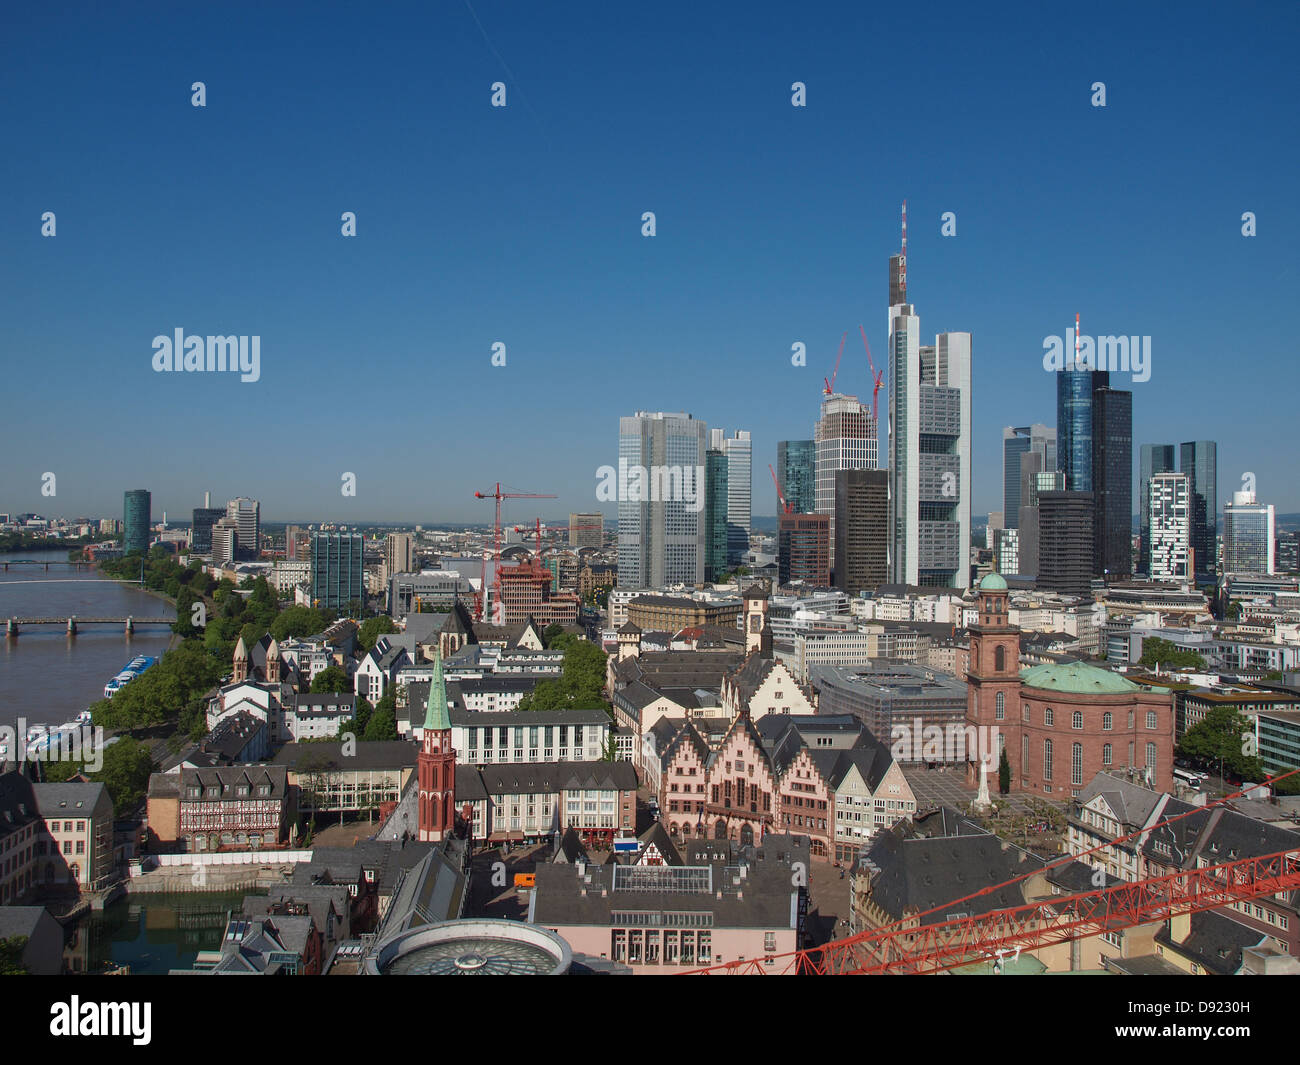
[1038,492,1094,597]
[191,506,224,557]
[1277,533,1299,575]
[617,411,707,588]
[778,512,830,587]
[777,439,816,516]
[816,394,876,569]
[1223,491,1275,575]
[705,448,729,582]
[568,513,603,550]
[1148,473,1190,580]
[1002,425,1055,530]
[887,301,971,588]
[1180,441,1217,578]
[123,490,151,555]
[226,497,261,561]
[994,527,1020,576]
[311,532,364,611]
[1138,444,1176,576]
[710,428,752,566]
[833,469,888,593]
[385,532,414,578]
[211,517,239,567]
[1056,353,1095,492]
[1091,382,1133,579]
[285,524,304,561]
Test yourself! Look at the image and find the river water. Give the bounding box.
[0,548,175,729]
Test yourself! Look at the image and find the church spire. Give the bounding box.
[423,649,450,732]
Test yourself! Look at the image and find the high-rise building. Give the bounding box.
[617,411,707,588]
[1038,491,1094,597]
[191,506,225,556]
[212,517,239,567]
[568,513,603,550]
[285,525,303,560]
[226,498,261,561]
[311,532,364,611]
[1091,382,1132,579]
[123,490,151,556]
[1275,532,1299,575]
[1148,473,1190,580]
[1002,425,1055,530]
[1017,469,1064,580]
[710,428,752,566]
[777,440,816,516]
[1056,352,1096,492]
[705,448,729,582]
[1223,490,1275,575]
[778,512,829,587]
[385,532,414,578]
[833,469,888,594]
[888,307,971,589]
[1179,441,1217,578]
[816,394,876,569]
[994,527,1020,576]
[1139,444,1176,576]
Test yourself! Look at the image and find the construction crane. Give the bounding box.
[472,483,556,623]
[822,331,848,396]
[685,770,1300,975]
[768,464,793,515]
[859,324,884,422]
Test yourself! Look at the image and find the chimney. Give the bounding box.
[205,491,210,508]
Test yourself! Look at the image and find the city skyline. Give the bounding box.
[3,2,1297,524]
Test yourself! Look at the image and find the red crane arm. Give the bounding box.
[823,331,848,395]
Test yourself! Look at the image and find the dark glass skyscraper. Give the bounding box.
[777,439,816,515]
[191,507,225,556]
[833,469,888,594]
[1039,491,1095,597]
[1180,441,1217,578]
[1139,444,1176,576]
[1092,383,1132,578]
[705,449,729,582]
[123,489,151,556]
[1003,425,1054,529]
[310,532,364,611]
[1057,365,1101,491]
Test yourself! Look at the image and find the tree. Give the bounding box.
[363,707,398,742]
[357,615,399,653]
[517,638,609,711]
[0,937,28,975]
[1138,637,1206,672]
[1177,706,1261,780]
[542,623,565,648]
[311,664,351,694]
[998,748,1011,795]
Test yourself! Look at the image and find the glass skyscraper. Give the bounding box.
[705,449,729,582]
[123,490,151,556]
[1002,425,1055,530]
[310,532,364,611]
[1180,440,1217,578]
[1223,490,1274,575]
[1056,363,1099,492]
[1092,383,1132,578]
[777,439,816,515]
[710,428,751,567]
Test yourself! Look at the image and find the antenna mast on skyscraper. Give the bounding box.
[900,199,908,303]
[1075,312,1081,369]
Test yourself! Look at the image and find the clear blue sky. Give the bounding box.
[2,0,1296,525]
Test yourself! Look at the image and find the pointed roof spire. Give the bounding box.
[423,649,451,732]
[233,636,248,660]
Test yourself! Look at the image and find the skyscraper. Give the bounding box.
[616,411,707,588]
[1179,441,1217,578]
[815,394,876,569]
[1056,352,1096,492]
[778,512,829,587]
[1139,444,1176,576]
[226,497,261,561]
[1091,382,1133,579]
[888,301,971,589]
[1148,473,1190,580]
[568,513,603,550]
[1018,469,1063,580]
[1038,491,1095,597]
[385,532,414,577]
[833,469,888,594]
[1002,425,1055,530]
[191,506,225,556]
[777,439,816,516]
[123,490,151,556]
[1223,490,1275,575]
[311,531,364,611]
[705,448,729,582]
[212,517,239,567]
[710,428,752,566]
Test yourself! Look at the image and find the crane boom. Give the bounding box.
[823,331,848,395]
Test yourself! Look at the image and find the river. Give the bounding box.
[0,548,176,729]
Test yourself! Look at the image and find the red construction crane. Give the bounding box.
[859,324,884,422]
[472,482,556,622]
[822,331,848,396]
[768,464,792,514]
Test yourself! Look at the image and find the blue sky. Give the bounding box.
[2,0,1296,525]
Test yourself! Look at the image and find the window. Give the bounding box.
[1102,743,1112,766]
[1044,708,1054,726]
[1146,711,1157,730]
[1022,704,1030,723]
[995,692,1005,721]
[1044,740,1053,781]
[995,646,1006,672]
[1072,743,1083,787]
[1102,712,1112,731]
[1146,743,1157,777]
[1072,711,1083,730]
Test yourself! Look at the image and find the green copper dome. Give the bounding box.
[1019,661,1142,695]
[978,572,1008,591]
[423,650,451,731]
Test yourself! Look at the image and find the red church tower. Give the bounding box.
[965,573,1021,788]
[418,651,456,842]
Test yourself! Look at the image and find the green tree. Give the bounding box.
[1177,706,1262,779]
[363,707,398,742]
[1138,637,1206,672]
[357,615,399,653]
[270,605,330,642]
[998,748,1011,795]
[542,623,565,648]
[517,638,609,711]
[0,937,28,975]
[311,664,351,694]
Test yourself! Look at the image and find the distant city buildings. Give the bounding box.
[778,512,830,587]
[123,489,151,555]
[311,531,364,611]
[710,428,752,566]
[815,394,875,571]
[776,439,816,516]
[705,446,729,582]
[212,517,239,568]
[1138,444,1176,576]
[1180,440,1217,578]
[1091,380,1133,579]
[1002,425,1055,531]
[1147,473,1191,580]
[191,505,225,557]
[568,512,603,550]
[1223,489,1275,575]
[226,497,261,561]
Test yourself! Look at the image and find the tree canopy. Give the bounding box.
[517,638,608,712]
[1138,637,1206,672]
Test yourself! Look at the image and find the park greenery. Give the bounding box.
[1137,637,1207,672]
